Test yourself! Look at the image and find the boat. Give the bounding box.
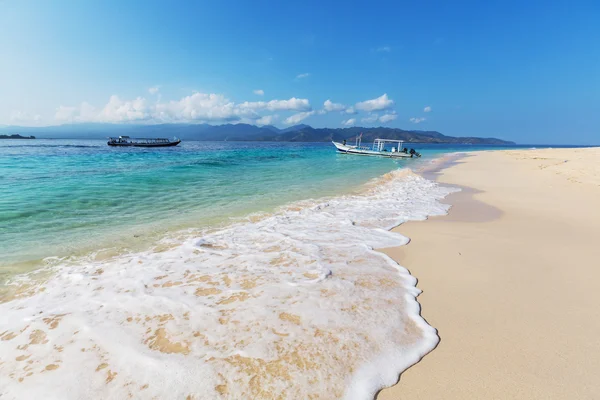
[107,136,181,147]
[332,135,421,158]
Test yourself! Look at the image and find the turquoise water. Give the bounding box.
[0,139,521,279]
[0,138,579,397]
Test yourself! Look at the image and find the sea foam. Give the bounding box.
[0,170,457,399]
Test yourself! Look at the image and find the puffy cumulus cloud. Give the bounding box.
[296,72,310,79]
[342,118,356,126]
[256,114,277,126]
[269,97,311,111]
[10,111,41,123]
[410,117,426,124]
[253,89,264,96]
[355,94,394,112]
[379,112,398,123]
[357,111,396,124]
[344,107,357,115]
[148,86,159,95]
[323,99,346,112]
[100,96,151,123]
[54,93,312,124]
[361,114,379,123]
[56,98,149,123]
[238,97,311,112]
[424,106,432,113]
[284,111,315,125]
[154,93,243,122]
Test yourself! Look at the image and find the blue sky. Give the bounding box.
[1,0,598,144]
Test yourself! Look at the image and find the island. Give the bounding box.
[0,123,514,144]
[0,134,35,139]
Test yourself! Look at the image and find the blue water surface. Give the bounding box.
[0,139,563,275]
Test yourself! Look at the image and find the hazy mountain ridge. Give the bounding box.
[0,123,515,144]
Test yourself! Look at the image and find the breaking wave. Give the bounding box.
[0,169,458,399]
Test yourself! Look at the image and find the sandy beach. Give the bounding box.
[378,148,600,399]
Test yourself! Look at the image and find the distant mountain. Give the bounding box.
[0,123,515,144]
[258,124,308,134]
[261,125,280,133]
[275,126,514,145]
[279,124,311,134]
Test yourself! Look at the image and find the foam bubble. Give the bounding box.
[0,170,458,399]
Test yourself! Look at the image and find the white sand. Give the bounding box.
[378,148,600,399]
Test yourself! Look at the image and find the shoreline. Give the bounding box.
[378,147,600,399]
[3,147,598,398]
[1,145,439,286]
[0,161,454,398]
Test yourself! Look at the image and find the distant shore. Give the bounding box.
[378,147,600,399]
[0,134,35,139]
[0,123,514,144]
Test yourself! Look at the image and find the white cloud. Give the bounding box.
[148,86,159,95]
[361,114,379,123]
[410,117,426,124]
[238,97,311,112]
[376,46,391,52]
[54,92,316,124]
[344,107,357,115]
[323,99,346,112]
[296,72,310,79]
[355,94,394,112]
[155,93,243,122]
[342,118,356,126]
[379,112,398,123]
[253,89,264,96]
[269,98,311,111]
[424,106,431,113]
[55,102,98,122]
[284,111,315,125]
[256,114,277,125]
[79,102,98,121]
[56,97,150,123]
[56,93,242,123]
[100,95,151,122]
[10,111,41,123]
[55,106,78,121]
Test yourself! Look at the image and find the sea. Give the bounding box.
[0,139,558,399]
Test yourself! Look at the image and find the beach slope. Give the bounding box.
[379,148,600,399]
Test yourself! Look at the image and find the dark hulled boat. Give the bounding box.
[107,136,181,147]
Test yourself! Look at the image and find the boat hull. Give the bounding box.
[107,140,181,147]
[332,141,415,158]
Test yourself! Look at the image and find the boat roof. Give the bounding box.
[109,136,170,140]
[373,138,404,143]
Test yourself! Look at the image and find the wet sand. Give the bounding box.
[378,148,600,399]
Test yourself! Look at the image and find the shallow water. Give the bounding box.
[1,139,512,279]
[0,169,456,399]
[0,139,573,398]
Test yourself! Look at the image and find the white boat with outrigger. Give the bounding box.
[332,135,421,158]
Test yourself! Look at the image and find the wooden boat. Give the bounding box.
[332,136,421,158]
[107,136,181,147]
